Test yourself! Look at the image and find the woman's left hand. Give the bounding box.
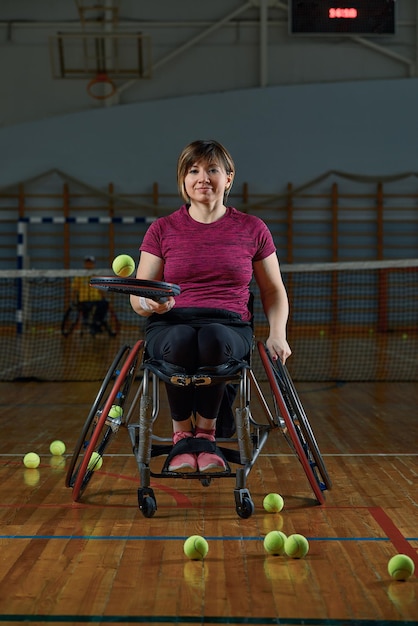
[266,336,292,364]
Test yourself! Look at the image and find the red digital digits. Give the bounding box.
[329,8,358,19]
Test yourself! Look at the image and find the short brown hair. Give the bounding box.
[177,140,235,202]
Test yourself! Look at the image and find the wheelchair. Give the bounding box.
[61,300,119,337]
[66,337,331,519]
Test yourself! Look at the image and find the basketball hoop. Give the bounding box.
[87,73,116,100]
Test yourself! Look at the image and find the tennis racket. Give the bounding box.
[90,277,180,301]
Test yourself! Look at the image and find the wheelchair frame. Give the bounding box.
[66,339,331,518]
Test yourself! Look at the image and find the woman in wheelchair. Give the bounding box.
[130,139,291,474]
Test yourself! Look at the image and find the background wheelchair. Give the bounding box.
[61,300,119,337]
[66,278,331,518]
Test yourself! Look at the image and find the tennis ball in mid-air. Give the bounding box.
[108,405,123,418]
[112,254,135,277]
[264,530,287,556]
[49,440,66,456]
[388,554,415,581]
[23,452,40,469]
[87,451,103,471]
[263,493,284,513]
[183,535,209,560]
[284,534,309,558]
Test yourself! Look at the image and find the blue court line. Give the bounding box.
[1,617,418,625]
[1,534,417,541]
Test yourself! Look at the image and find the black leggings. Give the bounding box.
[146,323,252,422]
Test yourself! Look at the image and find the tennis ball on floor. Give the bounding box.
[284,533,309,558]
[108,405,123,418]
[264,530,287,556]
[23,452,40,469]
[263,493,284,513]
[112,254,135,277]
[183,535,209,560]
[87,451,103,471]
[388,554,415,581]
[49,440,66,456]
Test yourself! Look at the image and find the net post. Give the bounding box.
[15,219,27,335]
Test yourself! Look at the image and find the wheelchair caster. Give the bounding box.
[234,489,255,519]
[138,487,157,518]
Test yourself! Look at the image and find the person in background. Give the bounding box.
[130,140,291,473]
[71,256,109,336]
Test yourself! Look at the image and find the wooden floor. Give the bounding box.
[0,378,417,626]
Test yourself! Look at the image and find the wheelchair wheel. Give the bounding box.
[257,342,330,504]
[276,360,332,491]
[61,304,80,336]
[66,340,144,500]
[65,343,130,488]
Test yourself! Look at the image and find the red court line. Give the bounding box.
[369,506,417,576]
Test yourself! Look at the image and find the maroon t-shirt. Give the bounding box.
[140,205,276,321]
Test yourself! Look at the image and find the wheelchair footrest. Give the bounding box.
[160,467,232,479]
[133,437,248,468]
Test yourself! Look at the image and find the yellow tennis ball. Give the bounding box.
[263,493,284,513]
[49,440,66,456]
[264,530,287,556]
[388,554,415,581]
[112,254,135,277]
[23,452,40,469]
[87,451,103,471]
[183,535,209,560]
[108,405,123,418]
[284,533,309,558]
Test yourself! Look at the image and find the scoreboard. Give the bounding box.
[290,1,396,35]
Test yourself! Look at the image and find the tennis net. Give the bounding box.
[0,259,417,382]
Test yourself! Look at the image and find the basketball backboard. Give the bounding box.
[49,32,152,80]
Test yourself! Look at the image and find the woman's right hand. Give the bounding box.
[137,295,176,316]
[129,251,174,317]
